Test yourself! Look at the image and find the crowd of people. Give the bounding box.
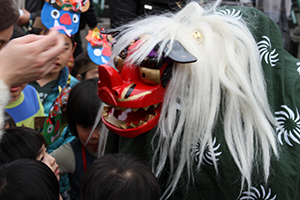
[0,0,161,200]
[0,0,300,200]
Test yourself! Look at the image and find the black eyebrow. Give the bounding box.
[125,84,136,99]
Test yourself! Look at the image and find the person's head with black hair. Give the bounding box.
[0,0,19,50]
[0,127,60,180]
[3,111,16,129]
[0,159,60,200]
[80,153,161,200]
[67,78,102,152]
[72,50,99,81]
[30,13,77,74]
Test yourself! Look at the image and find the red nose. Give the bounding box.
[60,13,71,25]
[98,64,123,105]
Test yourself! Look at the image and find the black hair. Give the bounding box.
[80,154,161,200]
[70,34,75,47]
[0,0,19,31]
[3,111,16,129]
[0,127,46,165]
[67,78,102,137]
[71,50,90,78]
[0,159,60,200]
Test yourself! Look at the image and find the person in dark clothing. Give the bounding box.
[0,159,60,200]
[80,154,161,200]
[17,0,45,33]
[51,78,103,200]
[73,1,98,57]
[109,0,186,28]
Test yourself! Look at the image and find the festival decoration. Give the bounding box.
[98,39,196,138]
[41,0,90,36]
[86,27,114,65]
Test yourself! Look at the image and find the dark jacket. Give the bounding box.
[25,0,44,21]
[109,0,187,28]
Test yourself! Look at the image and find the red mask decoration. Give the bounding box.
[98,39,197,138]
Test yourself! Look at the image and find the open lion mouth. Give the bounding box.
[102,103,161,130]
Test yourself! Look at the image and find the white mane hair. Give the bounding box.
[106,0,279,198]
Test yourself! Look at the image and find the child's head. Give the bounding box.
[49,34,76,74]
[0,127,60,180]
[72,51,99,81]
[0,159,60,200]
[3,111,16,129]
[32,17,76,75]
[80,154,161,200]
[0,0,19,50]
[67,78,102,152]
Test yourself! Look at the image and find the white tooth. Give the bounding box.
[54,20,60,27]
[146,114,154,121]
[153,103,159,108]
[138,120,146,126]
[101,110,108,117]
[148,114,154,120]
[131,108,139,112]
[143,106,150,111]
[105,115,124,128]
[120,124,128,129]
[129,122,137,128]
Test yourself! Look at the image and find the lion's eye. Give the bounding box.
[139,67,161,85]
[114,55,125,72]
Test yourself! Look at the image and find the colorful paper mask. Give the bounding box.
[41,0,89,36]
[98,39,197,138]
[43,85,71,145]
[46,0,90,12]
[86,28,113,65]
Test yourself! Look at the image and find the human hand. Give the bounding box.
[0,29,65,87]
[17,9,31,26]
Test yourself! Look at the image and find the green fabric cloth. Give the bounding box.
[104,6,300,200]
[29,79,58,104]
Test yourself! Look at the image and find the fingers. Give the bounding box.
[7,34,42,46]
[14,29,64,54]
[15,30,65,72]
[39,31,65,60]
[37,58,58,79]
[0,30,65,87]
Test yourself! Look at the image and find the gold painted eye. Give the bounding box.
[192,31,202,42]
[139,67,161,85]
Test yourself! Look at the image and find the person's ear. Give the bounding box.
[72,42,77,53]
[76,74,81,81]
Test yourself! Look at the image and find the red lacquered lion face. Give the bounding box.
[98,39,197,138]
